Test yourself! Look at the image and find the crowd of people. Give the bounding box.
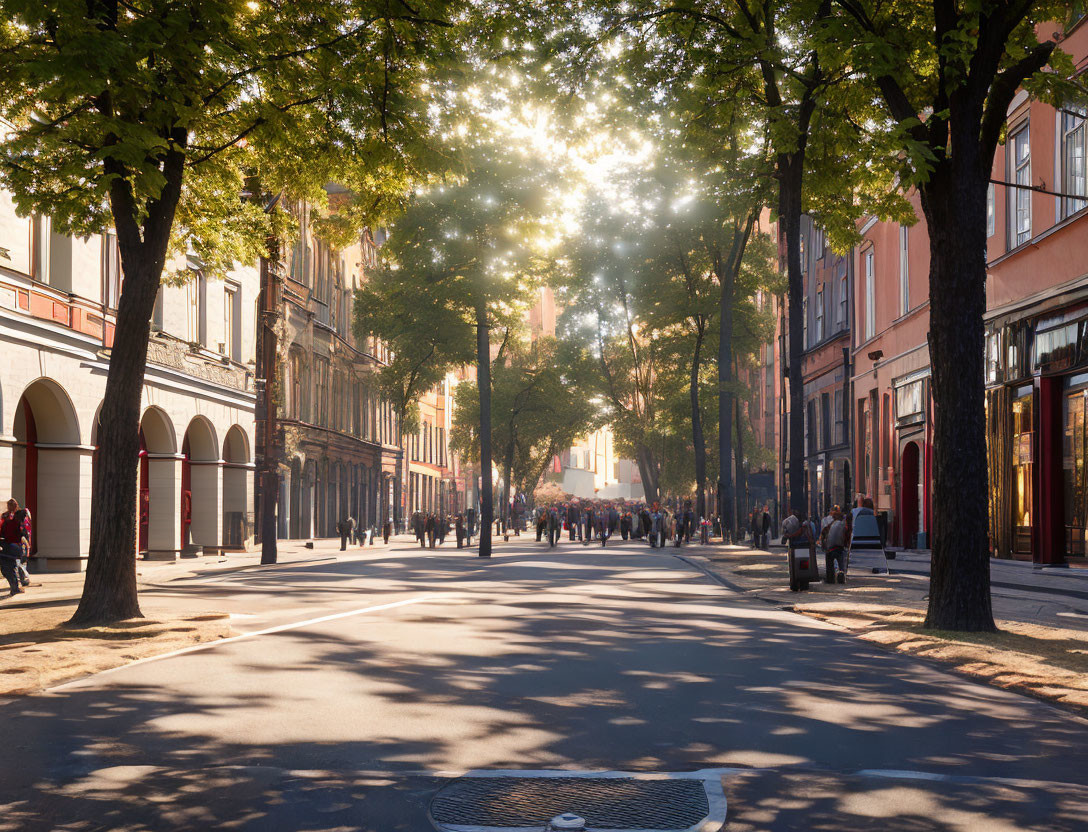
[526,498,716,549]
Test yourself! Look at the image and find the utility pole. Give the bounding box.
[256,191,284,565]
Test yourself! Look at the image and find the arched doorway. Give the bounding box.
[901,441,921,548]
[182,417,219,552]
[222,425,251,549]
[139,407,177,558]
[12,379,85,569]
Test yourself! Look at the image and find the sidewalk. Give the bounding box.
[689,542,1088,714]
[2,534,406,612]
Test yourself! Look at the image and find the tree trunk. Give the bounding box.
[476,303,494,558]
[718,261,735,540]
[502,435,515,534]
[918,163,995,632]
[70,144,186,626]
[780,155,807,517]
[735,385,746,539]
[691,324,707,519]
[635,444,659,504]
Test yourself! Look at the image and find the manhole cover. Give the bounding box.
[430,774,712,831]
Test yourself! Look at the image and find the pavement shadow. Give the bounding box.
[1,544,1086,831]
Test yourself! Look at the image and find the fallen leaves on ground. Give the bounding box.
[796,603,1088,713]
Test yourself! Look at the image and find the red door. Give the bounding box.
[181,436,192,547]
[139,429,149,552]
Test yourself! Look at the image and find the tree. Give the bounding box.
[830,0,1082,631]
[355,141,555,557]
[451,336,597,519]
[0,0,457,623]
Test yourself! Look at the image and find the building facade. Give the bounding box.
[851,194,934,549]
[798,216,854,521]
[405,375,461,518]
[984,18,1088,565]
[275,197,402,541]
[0,189,257,571]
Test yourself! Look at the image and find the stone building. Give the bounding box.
[276,197,402,540]
[0,188,257,571]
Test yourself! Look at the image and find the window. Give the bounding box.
[815,288,824,342]
[834,390,844,444]
[314,357,329,426]
[987,183,996,238]
[802,296,809,346]
[813,226,826,259]
[1008,122,1032,247]
[838,275,848,325]
[223,283,241,361]
[186,272,207,346]
[289,350,309,421]
[1060,106,1087,219]
[102,231,121,309]
[821,393,831,450]
[864,249,875,340]
[898,225,909,314]
[0,193,36,277]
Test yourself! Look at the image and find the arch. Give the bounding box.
[140,406,177,454]
[15,378,80,444]
[901,441,921,548]
[12,379,87,567]
[223,425,251,464]
[221,425,252,549]
[182,415,218,462]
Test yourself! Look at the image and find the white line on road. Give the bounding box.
[50,595,442,691]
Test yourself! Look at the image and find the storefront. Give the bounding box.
[986,304,1088,564]
[893,369,931,549]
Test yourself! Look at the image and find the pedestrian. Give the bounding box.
[761,506,771,549]
[13,505,31,587]
[620,511,630,540]
[824,507,848,584]
[437,515,448,546]
[383,519,391,544]
[566,502,581,541]
[536,508,546,542]
[0,499,29,595]
[413,512,425,548]
[426,514,436,548]
[456,514,465,549]
[337,516,354,551]
[547,505,561,547]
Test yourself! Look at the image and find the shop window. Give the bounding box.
[1063,382,1088,557]
[1012,387,1034,554]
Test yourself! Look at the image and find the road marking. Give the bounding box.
[50,595,441,690]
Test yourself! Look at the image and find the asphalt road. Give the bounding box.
[1,537,1086,831]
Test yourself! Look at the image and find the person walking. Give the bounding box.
[547,505,561,547]
[13,505,31,587]
[824,507,848,584]
[455,514,465,549]
[383,519,391,544]
[337,516,354,551]
[566,502,581,542]
[425,514,436,549]
[760,506,772,549]
[1,499,29,595]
